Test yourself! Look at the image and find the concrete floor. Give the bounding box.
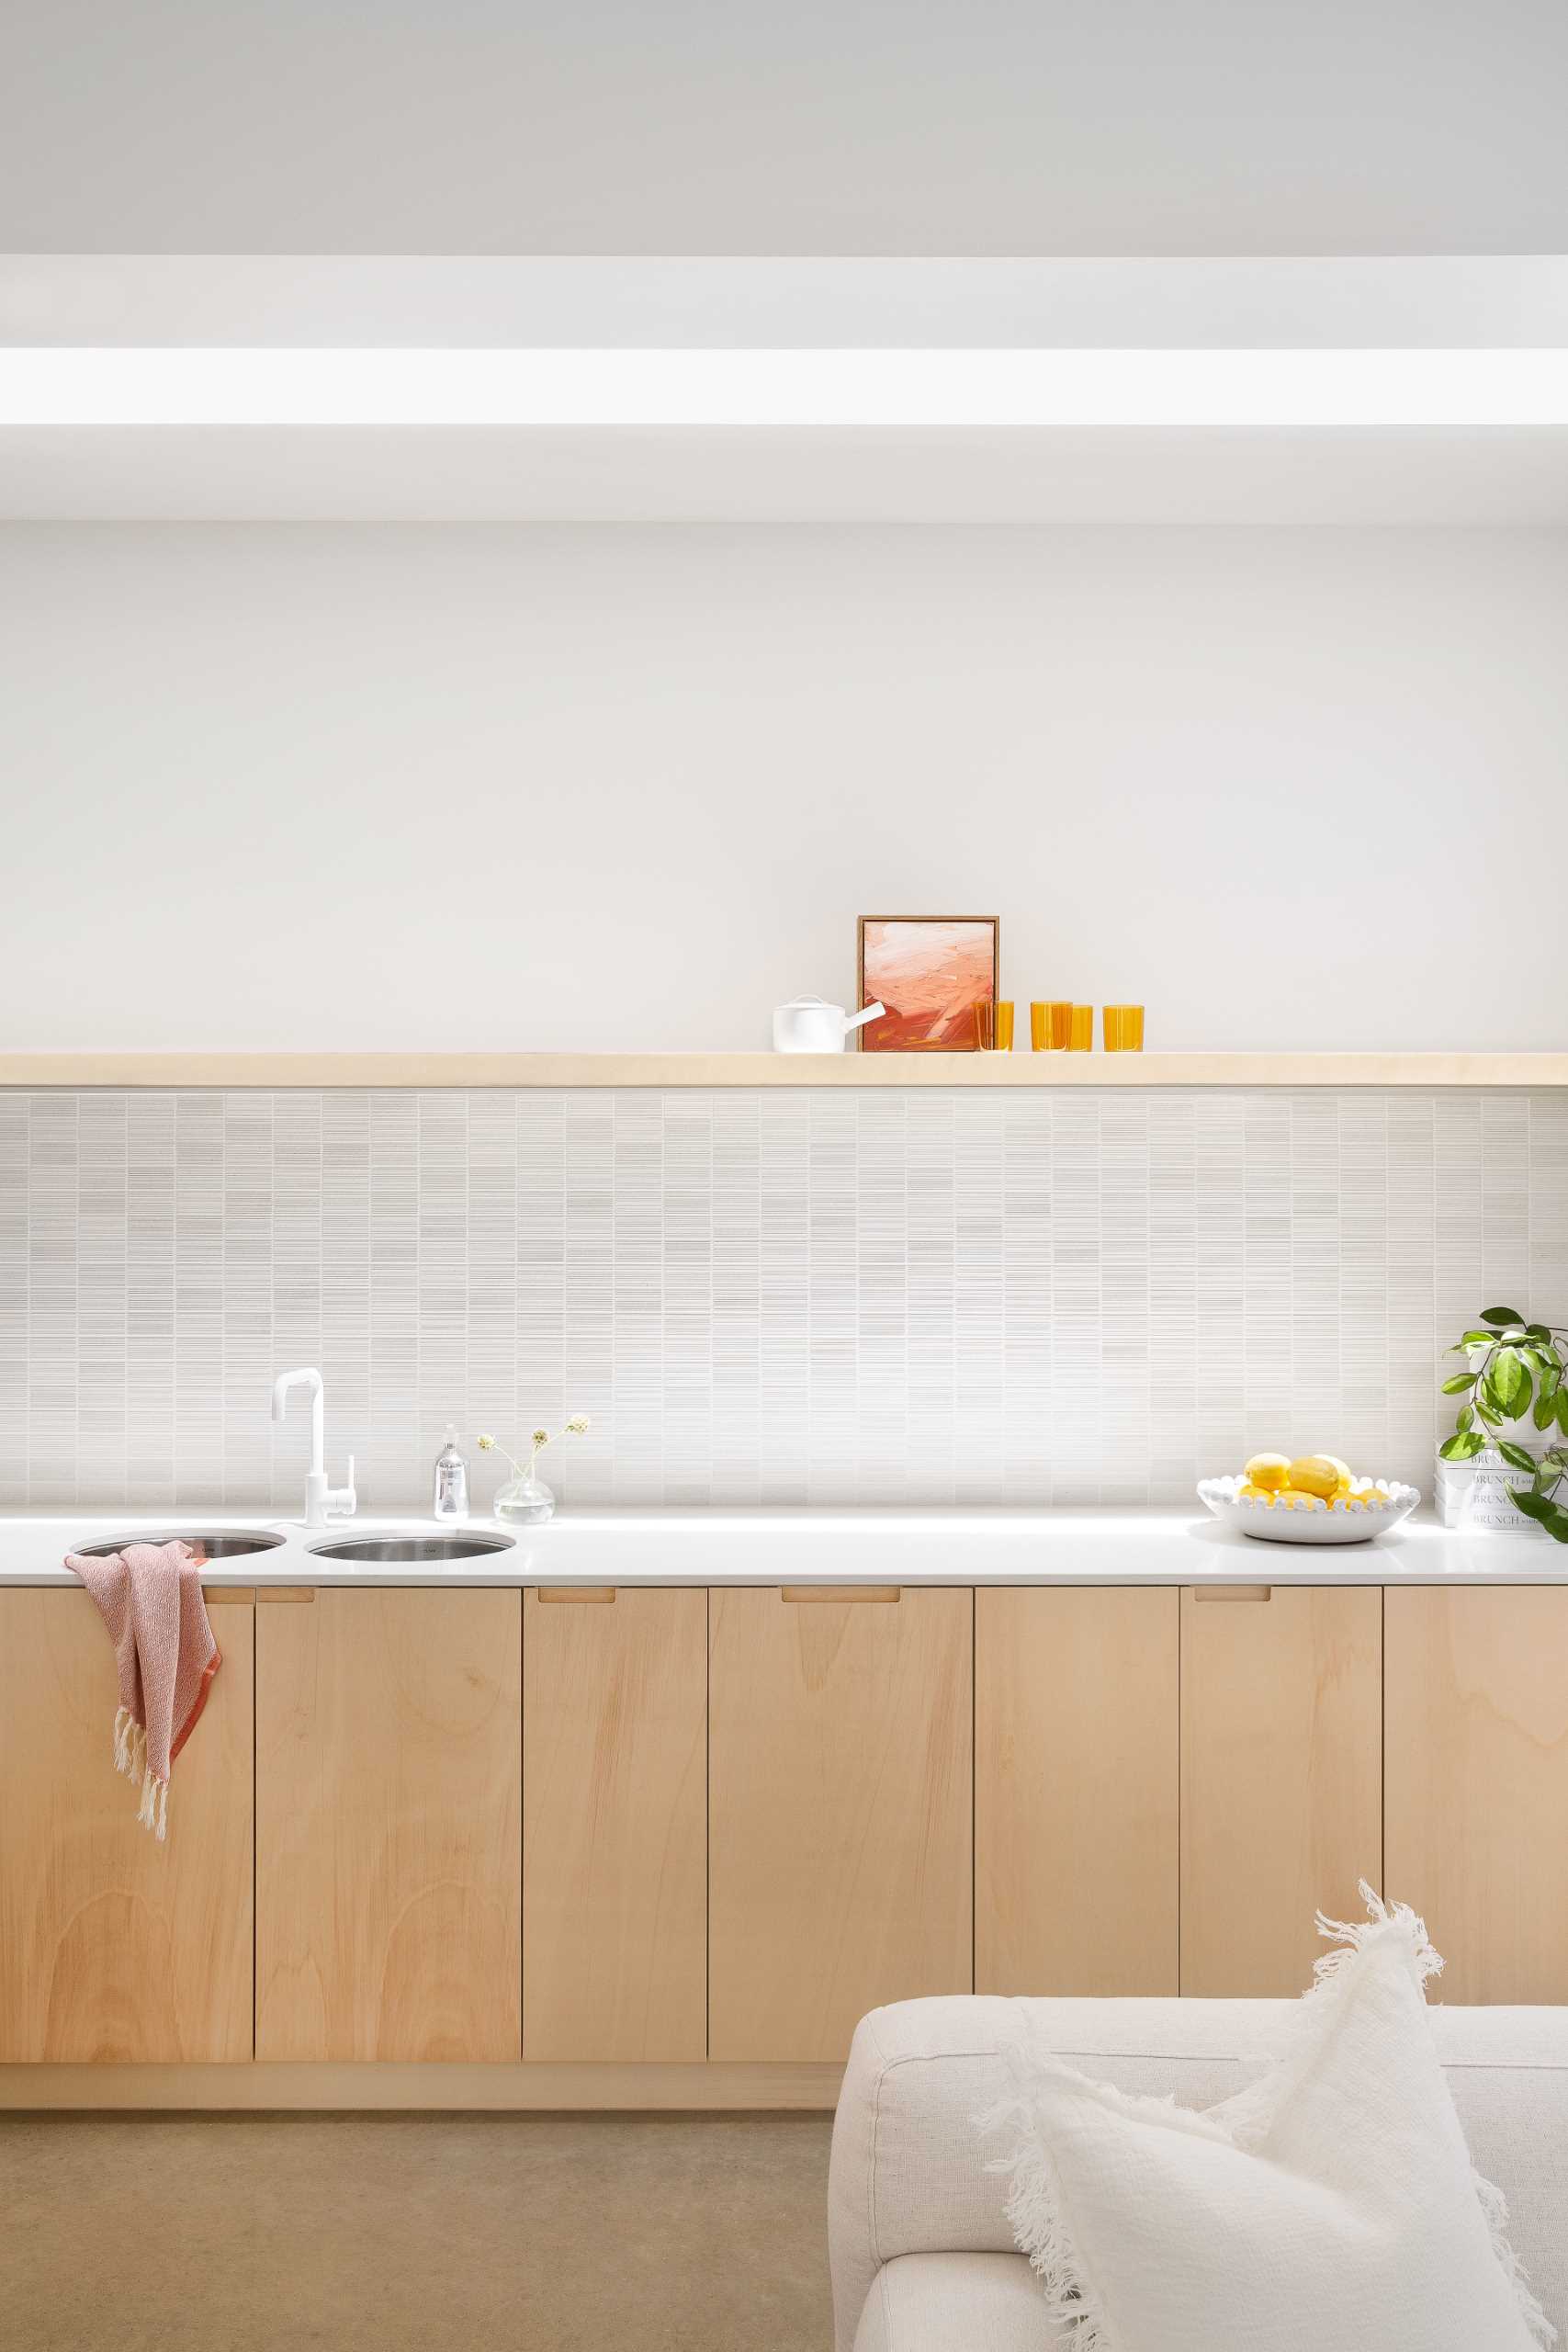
[0,2109,835,2352]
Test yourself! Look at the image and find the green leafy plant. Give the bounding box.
[1440,1306,1568,1540]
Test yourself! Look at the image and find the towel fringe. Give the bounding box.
[131,1761,170,1841]
[113,1709,148,1788]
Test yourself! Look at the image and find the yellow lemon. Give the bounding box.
[1286,1454,1341,1500]
[1244,1452,1292,1492]
[1320,1454,1353,1485]
[1236,1481,1276,1503]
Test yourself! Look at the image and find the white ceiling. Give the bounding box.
[4,265,1566,523]
[3,0,1567,255]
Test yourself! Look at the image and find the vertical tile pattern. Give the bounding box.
[2,1087,1565,1511]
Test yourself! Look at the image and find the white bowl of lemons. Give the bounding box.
[1198,1454,1419,1544]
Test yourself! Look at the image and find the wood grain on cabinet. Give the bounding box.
[976,1587,1179,1995]
[523,1586,706,2062]
[1385,1587,1568,2004]
[255,1589,522,2063]
[0,1589,254,2064]
[1180,1583,1382,1997]
[708,1585,972,2063]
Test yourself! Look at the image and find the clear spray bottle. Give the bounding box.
[433,1425,469,1521]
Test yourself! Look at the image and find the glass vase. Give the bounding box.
[494,1470,556,1525]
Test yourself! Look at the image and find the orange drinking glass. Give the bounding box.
[1102,1004,1145,1051]
[1066,1005,1093,1051]
[973,1001,1015,1051]
[1031,1001,1073,1051]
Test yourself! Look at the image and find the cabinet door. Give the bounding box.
[0,1588,254,2063]
[1386,1587,1568,2004]
[256,1589,522,2062]
[524,1586,706,2061]
[1181,1583,1382,1997]
[976,1587,1179,1996]
[709,1585,972,2063]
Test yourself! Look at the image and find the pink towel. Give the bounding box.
[63,1540,222,1840]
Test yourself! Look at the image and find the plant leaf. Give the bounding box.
[1534,1385,1560,1430]
[1497,1439,1540,1474]
[1482,1306,1526,1327]
[1512,1485,1555,1525]
[1527,1324,1554,1344]
[1456,1403,1475,1433]
[1458,1330,1495,1350]
[1438,1430,1486,1462]
[1558,1388,1568,1436]
[1442,1372,1477,1394]
[1491,1348,1531,1417]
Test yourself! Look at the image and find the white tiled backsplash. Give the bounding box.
[3,1088,1565,1512]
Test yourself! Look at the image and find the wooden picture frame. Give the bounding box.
[856,916,1000,1052]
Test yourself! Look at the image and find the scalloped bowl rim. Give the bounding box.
[1197,1474,1420,1544]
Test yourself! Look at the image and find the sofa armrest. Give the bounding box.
[827,1993,1297,2351]
[828,1998,1023,2350]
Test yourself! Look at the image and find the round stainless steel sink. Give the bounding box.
[72,1528,288,1560]
[306,1531,517,1564]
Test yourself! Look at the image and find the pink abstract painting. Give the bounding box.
[858,917,998,1051]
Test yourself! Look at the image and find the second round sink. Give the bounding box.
[306,1531,517,1564]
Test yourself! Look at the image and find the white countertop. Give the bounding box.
[0,1504,1560,1588]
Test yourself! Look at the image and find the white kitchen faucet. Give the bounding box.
[271,1366,356,1530]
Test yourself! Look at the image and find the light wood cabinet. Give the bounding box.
[708,1585,972,2062]
[1180,1583,1382,1997]
[523,1586,707,2061]
[255,1589,522,2063]
[18,1566,1568,2090]
[0,1588,254,2063]
[976,1586,1179,1996]
[1385,1587,1568,2004]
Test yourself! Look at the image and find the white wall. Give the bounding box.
[3,0,1566,254]
[3,522,1565,1053]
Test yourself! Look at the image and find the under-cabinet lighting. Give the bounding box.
[4,348,1568,429]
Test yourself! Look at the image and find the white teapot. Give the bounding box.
[773,994,887,1054]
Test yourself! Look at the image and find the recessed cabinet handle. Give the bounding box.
[202,1587,256,1606]
[780,1585,901,1604]
[255,1587,316,1604]
[1194,1584,1272,1603]
[537,1586,616,1604]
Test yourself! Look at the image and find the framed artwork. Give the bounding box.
[856,916,999,1052]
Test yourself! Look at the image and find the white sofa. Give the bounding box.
[829,1994,1568,2350]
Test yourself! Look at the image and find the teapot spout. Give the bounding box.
[842,1001,886,1035]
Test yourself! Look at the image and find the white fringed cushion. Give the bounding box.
[987,1889,1555,2352]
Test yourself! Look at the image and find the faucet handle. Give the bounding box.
[328,1455,357,1519]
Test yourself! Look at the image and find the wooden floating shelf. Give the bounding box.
[2,1053,1565,1091]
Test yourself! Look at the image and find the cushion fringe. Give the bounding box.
[982,1885,1556,2352]
[977,2041,1122,2350]
[1472,2166,1557,2348]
